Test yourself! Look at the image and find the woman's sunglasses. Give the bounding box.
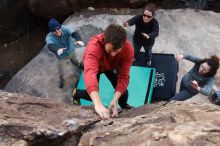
[143,14,152,18]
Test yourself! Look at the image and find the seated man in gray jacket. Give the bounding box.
[46,18,84,88]
[170,54,219,101]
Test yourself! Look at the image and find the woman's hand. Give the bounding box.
[123,21,129,27]
[191,80,200,91]
[176,54,184,62]
[141,32,149,39]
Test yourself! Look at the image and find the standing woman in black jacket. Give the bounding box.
[123,3,159,66]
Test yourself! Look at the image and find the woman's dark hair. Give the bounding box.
[199,55,219,77]
[144,3,157,16]
[104,24,127,50]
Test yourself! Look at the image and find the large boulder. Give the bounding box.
[0,0,7,11]
[160,0,220,10]
[1,91,220,146]
[0,0,32,43]
[27,0,149,19]
[5,9,220,103]
[0,91,99,146]
[27,0,220,19]
[79,101,220,146]
[5,9,220,104]
[4,46,84,104]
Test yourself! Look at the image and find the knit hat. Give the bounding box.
[48,18,61,32]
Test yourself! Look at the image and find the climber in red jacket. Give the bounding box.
[73,24,134,120]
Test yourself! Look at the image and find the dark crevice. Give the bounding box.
[26,121,100,146]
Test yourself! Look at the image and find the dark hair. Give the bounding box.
[199,55,219,77]
[104,24,127,50]
[144,3,156,16]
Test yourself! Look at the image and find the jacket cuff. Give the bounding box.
[87,86,98,94]
[116,87,124,95]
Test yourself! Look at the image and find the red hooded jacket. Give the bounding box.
[83,33,134,94]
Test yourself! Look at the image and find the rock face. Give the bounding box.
[1,91,220,146]
[0,0,32,43]
[1,8,220,146]
[0,91,99,146]
[27,0,149,19]
[27,0,220,19]
[79,101,220,146]
[4,47,84,104]
[0,0,7,11]
[161,0,219,10]
[5,9,220,104]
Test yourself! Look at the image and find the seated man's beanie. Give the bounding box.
[48,18,61,32]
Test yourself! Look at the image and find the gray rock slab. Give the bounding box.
[4,9,220,104]
[5,46,84,104]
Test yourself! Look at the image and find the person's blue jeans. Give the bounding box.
[133,39,153,61]
[169,80,197,101]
